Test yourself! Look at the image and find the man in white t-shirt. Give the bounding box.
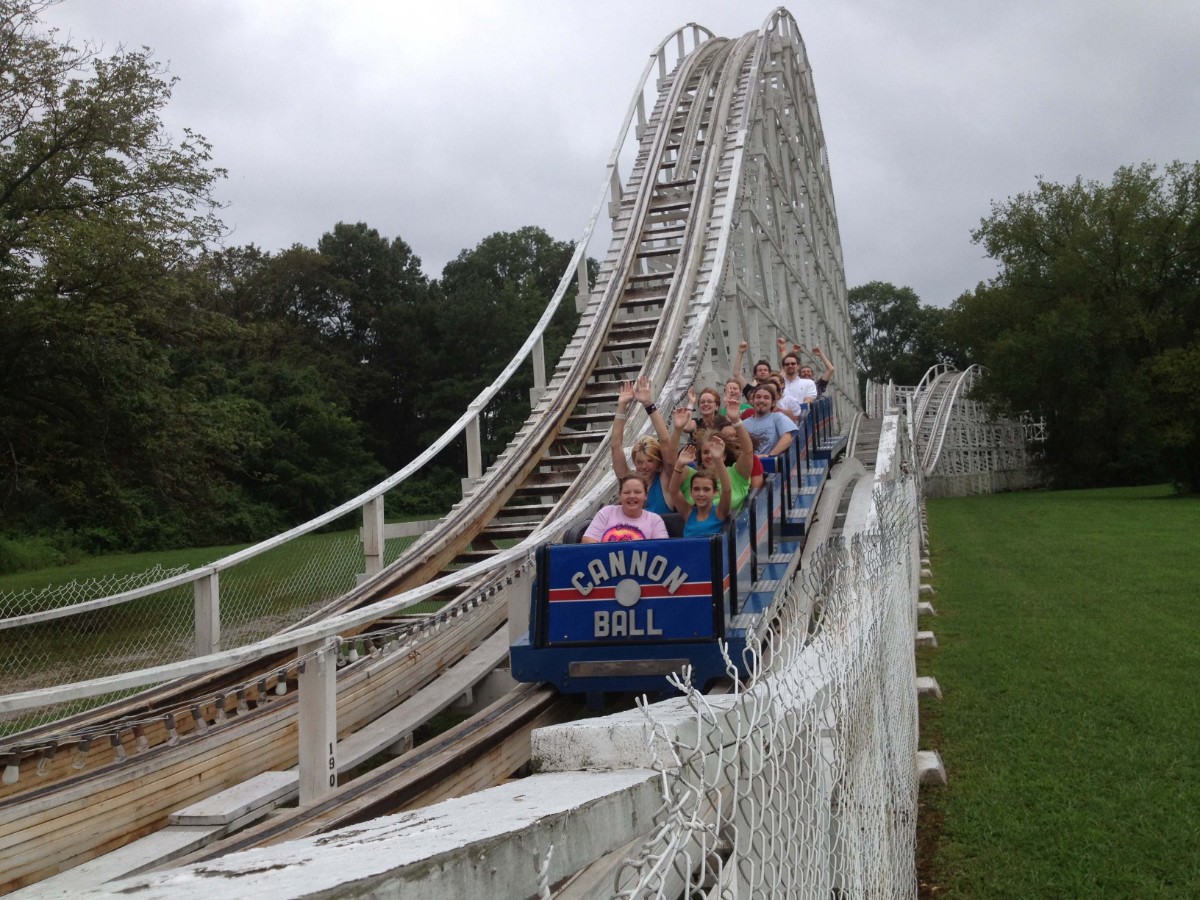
[779,349,817,408]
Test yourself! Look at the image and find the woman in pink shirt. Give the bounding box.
[582,475,669,543]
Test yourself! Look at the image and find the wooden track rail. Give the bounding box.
[170,683,573,868]
[0,598,507,893]
[0,11,870,888]
[0,38,764,896]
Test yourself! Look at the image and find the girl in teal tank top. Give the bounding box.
[667,439,732,538]
[644,476,671,516]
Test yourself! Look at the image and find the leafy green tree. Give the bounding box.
[314,223,429,467]
[948,162,1200,490]
[0,0,230,549]
[0,0,224,290]
[189,244,272,322]
[1145,343,1200,493]
[415,226,582,468]
[182,244,392,533]
[848,281,954,387]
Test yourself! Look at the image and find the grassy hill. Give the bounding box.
[919,485,1200,897]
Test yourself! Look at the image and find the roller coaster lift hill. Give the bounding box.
[511,396,845,703]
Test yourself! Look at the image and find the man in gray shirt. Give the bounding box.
[742,384,800,459]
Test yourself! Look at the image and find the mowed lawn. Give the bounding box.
[920,485,1200,898]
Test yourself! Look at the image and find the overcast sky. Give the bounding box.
[40,0,1200,306]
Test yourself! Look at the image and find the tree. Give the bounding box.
[416,226,581,468]
[947,162,1200,491]
[848,281,954,387]
[183,243,396,533]
[0,0,228,549]
[0,0,224,289]
[313,223,429,467]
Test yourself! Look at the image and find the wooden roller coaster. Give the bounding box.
[0,29,781,895]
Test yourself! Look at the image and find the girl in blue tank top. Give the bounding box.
[667,438,732,538]
[644,475,670,516]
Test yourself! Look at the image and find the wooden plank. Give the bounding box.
[0,722,297,866]
[397,705,570,814]
[0,606,505,892]
[4,595,500,821]
[8,825,223,897]
[0,727,298,892]
[169,772,297,826]
[172,686,562,864]
[336,629,510,773]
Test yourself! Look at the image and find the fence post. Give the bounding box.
[530,334,547,407]
[814,694,838,895]
[194,573,220,656]
[575,252,590,314]
[462,414,483,497]
[361,496,385,582]
[608,164,623,220]
[298,637,338,806]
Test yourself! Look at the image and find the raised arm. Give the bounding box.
[609,381,635,479]
[667,443,698,518]
[732,340,749,389]
[707,435,733,522]
[812,345,835,383]
[634,376,677,467]
[727,415,755,480]
[669,388,697,443]
[668,403,691,460]
[778,336,809,362]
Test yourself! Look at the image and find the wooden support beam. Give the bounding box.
[298,638,337,806]
[194,573,220,656]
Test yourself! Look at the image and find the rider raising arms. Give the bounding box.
[609,376,677,514]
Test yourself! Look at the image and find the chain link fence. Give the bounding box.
[608,477,920,898]
[0,519,425,737]
[0,573,196,737]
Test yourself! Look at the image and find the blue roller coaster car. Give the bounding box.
[510,397,844,703]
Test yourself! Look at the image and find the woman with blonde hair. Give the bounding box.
[610,377,676,515]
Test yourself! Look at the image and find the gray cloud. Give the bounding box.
[41,0,1200,305]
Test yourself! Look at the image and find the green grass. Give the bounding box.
[0,542,249,596]
[0,514,437,608]
[920,484,1200,898]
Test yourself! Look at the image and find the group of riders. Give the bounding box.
[582,339,835,543]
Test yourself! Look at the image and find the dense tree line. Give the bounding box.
[8,0,1196,578]
[848,162,1200,494]
[947,162,1200,493]
[848,281,957,389]
[0,2,581,567]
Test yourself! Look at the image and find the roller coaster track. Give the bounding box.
[913,364,995,477]
[913,365,963,476]
[910,363,1038,496]
[0,10,858,893]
